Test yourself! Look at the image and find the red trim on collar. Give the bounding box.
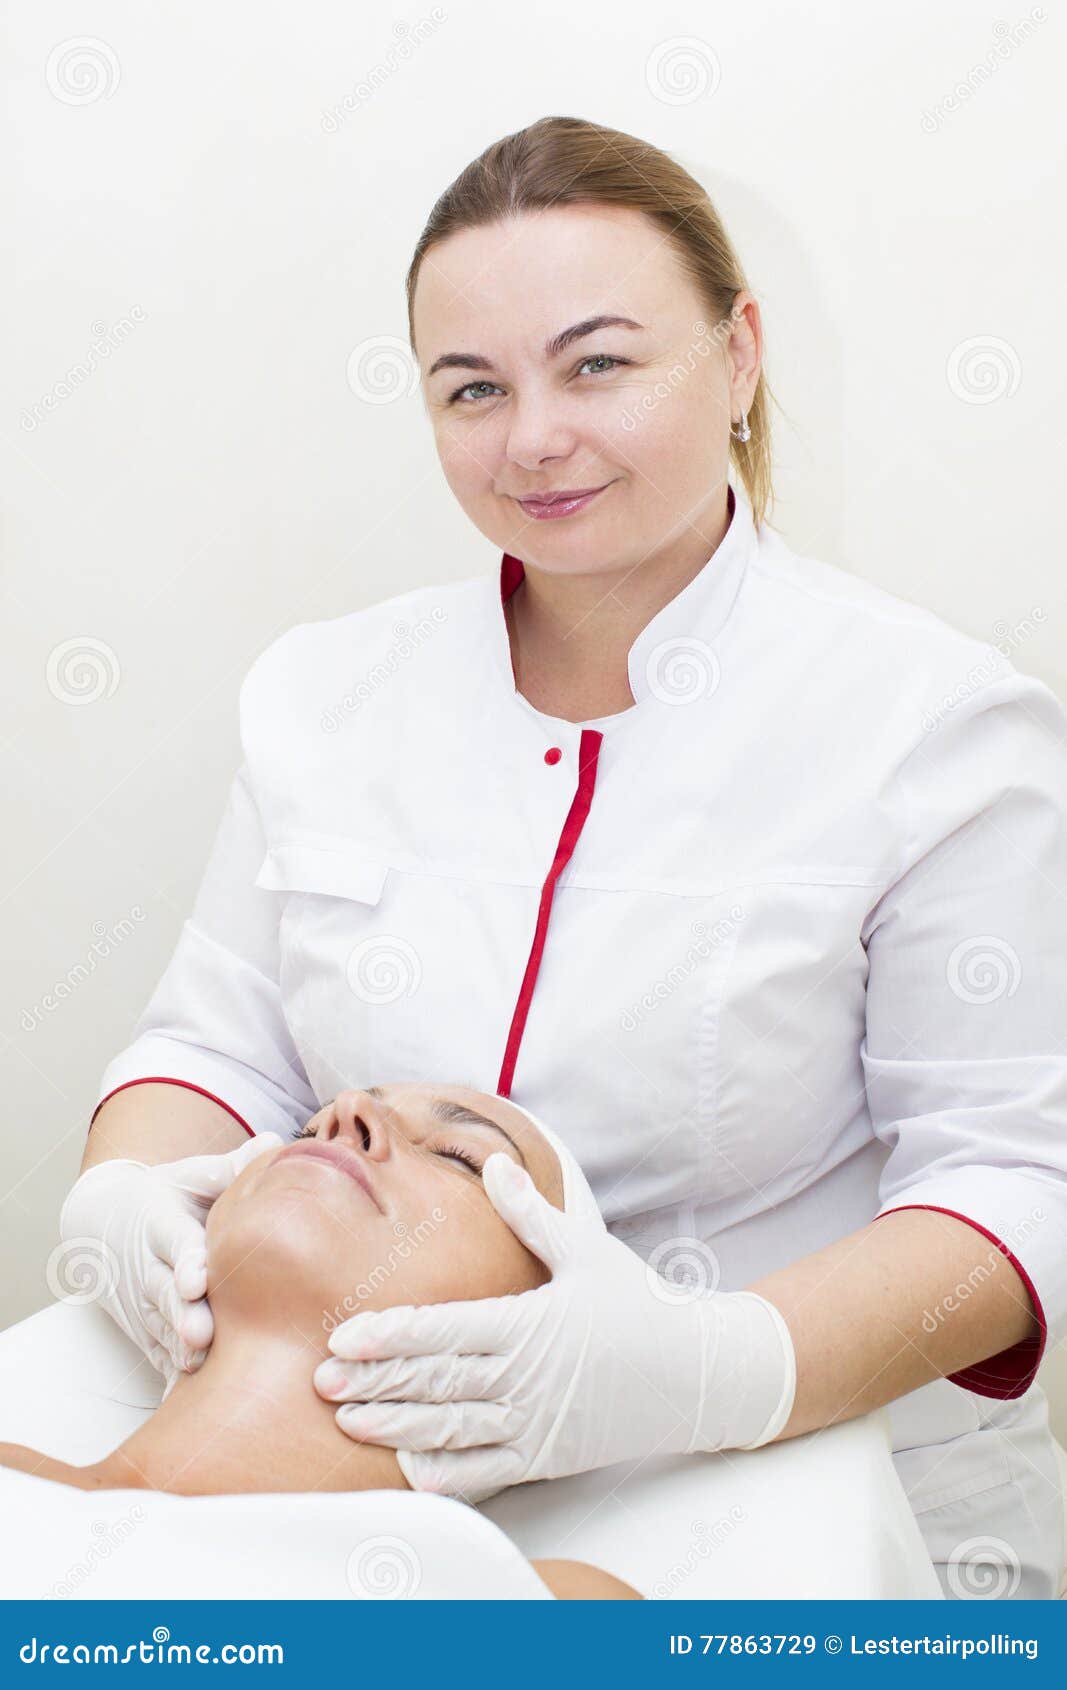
[499,484,737,608]
[872,1203,1046,1399]
[500,552,525,604]
[87,1077,256,1139]
[497,728,603,1098]
[500,486,744,611]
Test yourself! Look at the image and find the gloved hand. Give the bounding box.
[313,1152,797,1503]
[58,1134,282,1391]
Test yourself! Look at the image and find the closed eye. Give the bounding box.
[290,1121,490,1177]
[434,1142,484,1177]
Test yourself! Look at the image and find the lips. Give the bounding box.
[275,1140,381,1211]
[514,483,613,521]
[519,485,606,505]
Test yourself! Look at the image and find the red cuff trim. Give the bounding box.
[88,1077,256,1139]
[873,1203,1046,1399]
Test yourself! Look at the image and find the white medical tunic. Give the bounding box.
[92,478,1067,1596]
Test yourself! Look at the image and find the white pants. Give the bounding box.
[891,1382,1064,1600]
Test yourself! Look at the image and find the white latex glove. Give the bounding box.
[314,1152,797,1503]
[57,1134,282,1390]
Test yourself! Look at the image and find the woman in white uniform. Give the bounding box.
[68,116,1067,1597]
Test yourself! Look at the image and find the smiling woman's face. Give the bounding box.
[412,201,758,578]
[204,1084,563,1334]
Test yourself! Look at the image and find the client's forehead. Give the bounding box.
[374,1081,564,1209]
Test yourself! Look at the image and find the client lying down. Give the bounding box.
[0,1084,641,1600]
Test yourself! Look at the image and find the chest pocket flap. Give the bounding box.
[255,843,389,904]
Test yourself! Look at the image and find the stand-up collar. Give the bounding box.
[496,476,756,708]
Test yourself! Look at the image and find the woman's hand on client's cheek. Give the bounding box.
[312,1149,796,1505]
[310,1152,627,1503]
[312,1152,558,1502]
[59,1131,284,1389]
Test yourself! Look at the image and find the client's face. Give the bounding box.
[205,1085,563,1338]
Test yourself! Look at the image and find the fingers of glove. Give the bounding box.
[149,1319,206,1379]
[327,1292,529,1363]
[139,1295,199,1367]
[139,1303,192,1375]
[219,1131,284,1179]
[171,1244,208,1303]
[157,1132,283,1201]
[59,1159,148,1239]
[171,1291,213,1355]
[144,1206,208,1279]
[98,1297,144,1355]
[335,1398,516,1453]
[143,1256,214,1354]
[481,1152,571,1269]
[103,1294,203,1383]
[396,1443,528,1503]
[315,1351,504,1406]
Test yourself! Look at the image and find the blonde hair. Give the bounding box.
[406,114,776,530]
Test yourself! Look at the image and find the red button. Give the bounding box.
[544,747,562,765]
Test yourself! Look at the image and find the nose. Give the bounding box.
[503,394,577,472]
[323,1090,392,1159]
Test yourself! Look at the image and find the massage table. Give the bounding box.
[0,1299,943,1600]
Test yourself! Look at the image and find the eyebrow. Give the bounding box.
[425,314,646,380]
[365,1085,527,1168]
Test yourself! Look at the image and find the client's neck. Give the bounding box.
[84,1317,407,1497]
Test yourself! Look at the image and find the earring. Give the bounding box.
[731,408,751,443]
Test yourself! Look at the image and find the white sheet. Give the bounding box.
[480,1425,940,1600]
[0,1300,942,1600]
[0,1466,552,1601]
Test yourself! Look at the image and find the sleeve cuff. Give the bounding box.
[871,1199,1048,1400]
[89,1032,313,1141]
[89,1076,256,1139]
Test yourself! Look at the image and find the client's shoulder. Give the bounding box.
[530,1556,644,1599]
[0,1442,97,1490]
